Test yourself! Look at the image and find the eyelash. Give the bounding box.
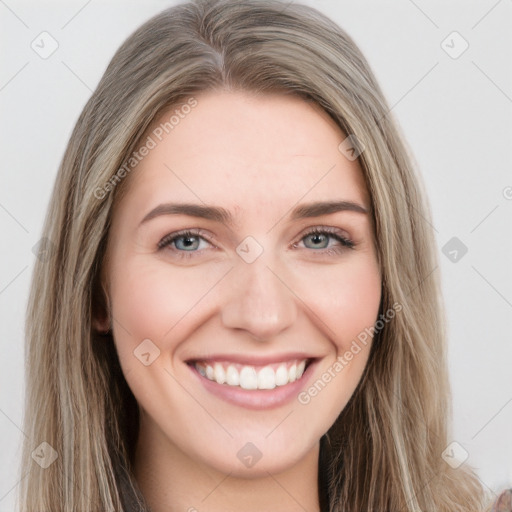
[157,227,355,260]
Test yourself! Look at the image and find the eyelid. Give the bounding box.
[157,225,355,258]
[157,228,215,250]
[293,225,355,249]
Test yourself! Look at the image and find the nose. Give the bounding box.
[220,258,298,341]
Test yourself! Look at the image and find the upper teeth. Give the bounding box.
[195,360,307,390]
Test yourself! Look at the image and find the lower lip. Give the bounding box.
[188,360,318,410]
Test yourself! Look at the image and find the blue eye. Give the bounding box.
[158,230,210,254]
[174,234,201,251]
[299,228,354,251]
[157,227,355,260]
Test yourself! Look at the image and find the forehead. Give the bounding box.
[119,90,370,221]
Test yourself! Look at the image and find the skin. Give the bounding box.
[97,90,382,512]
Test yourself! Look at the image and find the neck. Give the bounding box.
[132,416,321,512]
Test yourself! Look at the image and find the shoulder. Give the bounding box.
[491,489,512,512]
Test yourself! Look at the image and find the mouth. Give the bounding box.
[186,356,318,410]
[191,358,311,390]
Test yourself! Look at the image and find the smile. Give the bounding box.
[187,355,318,409]
[193,359,308,390]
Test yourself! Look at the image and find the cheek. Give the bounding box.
[110,249,381,364]
[295,260,381,418]
[293,254,381,350]
[107,259,219,408]
[108,256,231,363]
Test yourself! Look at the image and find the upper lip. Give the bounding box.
[186,353,319,366]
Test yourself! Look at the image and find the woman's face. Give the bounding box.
[102,90,381,477]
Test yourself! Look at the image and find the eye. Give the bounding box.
[157,226,355,260]
[295,227,355,253]
[158,229,213,258]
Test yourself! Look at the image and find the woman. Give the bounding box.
[18,0,509,510]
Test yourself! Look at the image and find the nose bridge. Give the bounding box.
[221,254,297,340]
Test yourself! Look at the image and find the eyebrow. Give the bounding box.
[139,200,368,226]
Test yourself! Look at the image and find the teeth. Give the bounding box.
[195,359,309,389]
[275,364,288,386]
[226,364,239,386]
[214,363,226,385]
[288,363,297,383]
[257,366,276,390]
[239,366,258,390]
[297,360,306,377]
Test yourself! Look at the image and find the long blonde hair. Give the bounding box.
[20,0,490,510]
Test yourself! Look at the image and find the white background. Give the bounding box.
[1,1,511,510]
